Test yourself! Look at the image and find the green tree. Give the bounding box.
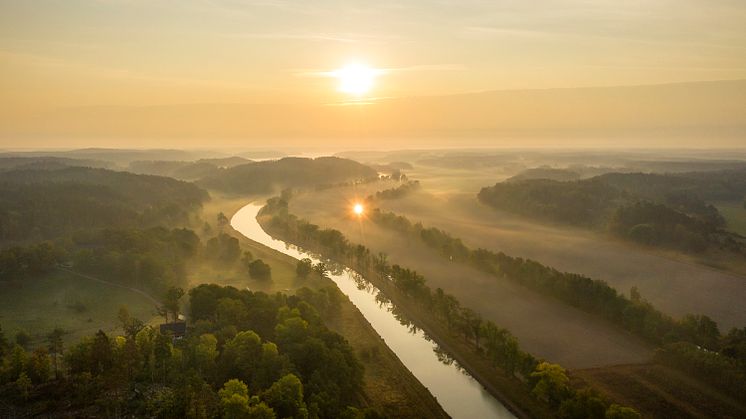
[262,373,308,419]
[195,333,219,374]
[249,259,272,281]
[296,258,313,279]
[219,379,251,419]
[47,328,65,379]
[16,372,32,401]
[161,287,185,323]
[531,362,570,407]
[313,262,327,279]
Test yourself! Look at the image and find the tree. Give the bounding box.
[27,347,51,384]
[15,330,31,349]
[262,373,308,419]
[194,333,218,374]
[242,251,254,270]
[47,327,65,379]
[161,287,185,323]
[249,259,272,281]
[220,379,251,419]
[16,372,32,401]
[217,212,230,230]
[92,330,113,374]
[531,362,570,407]
[313,262,327,279]
[296,258,313,279]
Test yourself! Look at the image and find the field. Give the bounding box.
[374,189,746,330]
[716,201,746,236]
[574,364,746,418]
[288,182,652,369]
[0,269,160,346]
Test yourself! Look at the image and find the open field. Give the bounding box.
[375,189,746,330]
[0,269,160,346]
[716,201,746,236]
[574,364,746,419]
[289,183,653,369]
[209,193,448,418]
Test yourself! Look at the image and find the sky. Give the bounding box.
[1,0,745,148]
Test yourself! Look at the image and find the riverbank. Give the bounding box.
[212,194,449,418]
[256,208,550,419]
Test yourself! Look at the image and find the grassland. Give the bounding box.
[715,201,746,236]
[574,364,746,418]
[0,269,160,346]
[288,183,652,369]
[206,192,448,418]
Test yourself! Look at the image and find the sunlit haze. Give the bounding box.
[0,1,745,148]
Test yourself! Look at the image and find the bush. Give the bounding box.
[249,259,272,281]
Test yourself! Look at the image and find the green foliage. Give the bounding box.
[0,242,64,281]
[367,180,420,202]
[263,373,308,419]
[199,157,378,194]
[530,362,570,407]
[0,166,207,242]
[206,233,242,264]
[249,259,272,281]
[477,171,745,253]
[296,258,313,279]
[72,227,199,295]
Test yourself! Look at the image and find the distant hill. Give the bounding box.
[478,169,746,253]
[0,157,114,171]
[127,156,251,181]
[198,157,378,194]
[0,167,208,243]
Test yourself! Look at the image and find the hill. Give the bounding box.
[198,157,378,194]
[0,167,208,242]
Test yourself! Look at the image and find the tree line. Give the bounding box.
[0,166,208,244]
[477,171,745,254]
[368,208,746,392]
[366,180,420,202]
[0,285,377,418]
[259,197,641,419]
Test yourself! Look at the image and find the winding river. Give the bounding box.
[231,202,515,419]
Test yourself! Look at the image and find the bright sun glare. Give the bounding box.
[353,203,364,216]
[333,63,379,96]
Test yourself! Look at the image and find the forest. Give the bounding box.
[477,169,746,253]
[0,167,208,243]
[198,157,378,195]
[0,285,376,418]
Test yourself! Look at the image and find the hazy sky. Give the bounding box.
[1,0,745,147]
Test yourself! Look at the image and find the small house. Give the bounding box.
[160,321,187,340]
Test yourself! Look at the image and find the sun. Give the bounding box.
[353,203,364,216]
[333,63,379,96]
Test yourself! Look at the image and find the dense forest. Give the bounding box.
[198,158,378,195]
[127,157,251,181]
[369,208,746,402]
[0,167,208,243]
[0,285,376,418]
[258,196,645,418]
[478,169,746,253]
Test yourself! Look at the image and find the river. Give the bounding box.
[231,202,516,419]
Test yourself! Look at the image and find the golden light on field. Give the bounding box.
[332,63,380,96]
[353,202,365,216]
